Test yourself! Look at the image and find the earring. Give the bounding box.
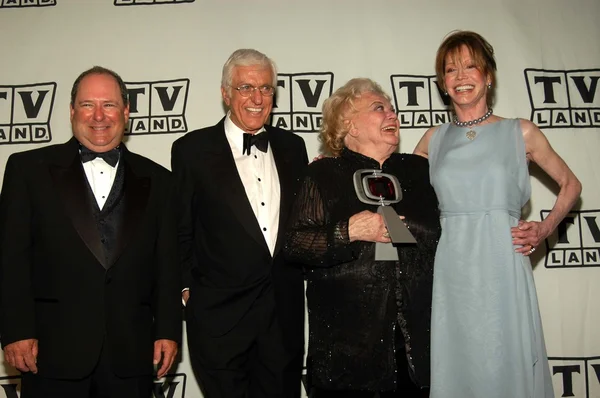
[487,83,492,89]
[444,91,448,96]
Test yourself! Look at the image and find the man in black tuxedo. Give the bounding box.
[0,66,181,398]
[171,49,308,397]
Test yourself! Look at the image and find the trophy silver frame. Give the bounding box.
[353,169,417,261]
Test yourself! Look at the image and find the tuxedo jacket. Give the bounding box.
[171,119,308,353]
[0,137,181,379]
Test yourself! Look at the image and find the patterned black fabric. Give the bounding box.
[84,160,126,268]
[285,148,440,392]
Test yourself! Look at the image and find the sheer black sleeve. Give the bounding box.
[284,174,357,268]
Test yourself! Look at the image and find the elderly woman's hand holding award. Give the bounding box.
[353,169,417,260]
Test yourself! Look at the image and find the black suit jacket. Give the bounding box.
[0,137,181,379]
[171,119,308,353]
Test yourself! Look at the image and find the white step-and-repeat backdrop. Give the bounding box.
[0,0,599,397]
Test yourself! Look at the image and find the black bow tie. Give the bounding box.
[80,146,120,167]
[242,132,269,155]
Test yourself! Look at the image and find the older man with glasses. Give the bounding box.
[171,49,308,398]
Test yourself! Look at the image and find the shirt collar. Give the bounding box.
[224,111,266,153]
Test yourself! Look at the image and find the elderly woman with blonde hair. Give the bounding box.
[285,78,440,397]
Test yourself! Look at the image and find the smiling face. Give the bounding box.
[70,73,129,152]
[443,45,491,110]
[344,91,399,162]
[221,64,274,134]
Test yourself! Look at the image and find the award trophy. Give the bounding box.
[353,169,417,261]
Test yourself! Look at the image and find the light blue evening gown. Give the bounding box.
[428,119,554,398]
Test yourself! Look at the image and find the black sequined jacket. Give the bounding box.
[284,148,440,392]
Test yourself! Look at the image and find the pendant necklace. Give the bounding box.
[453,108,493,141]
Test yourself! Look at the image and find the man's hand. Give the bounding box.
[4,339,38,373]
[153,339,178,378]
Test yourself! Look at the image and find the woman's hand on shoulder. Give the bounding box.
[413,126,438,158]
[310,153,328,164]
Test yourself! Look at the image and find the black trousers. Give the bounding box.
[186,290,303,398]
[311,388,428,398]
[310,326,429,398]
[20,342,153,398]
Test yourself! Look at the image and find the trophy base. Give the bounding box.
[375,242,399,261]
[378,206,417,244]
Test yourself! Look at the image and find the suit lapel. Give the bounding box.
[107,149,150,267]
[49,140,150,269]
[205,121,269,252]
[269,127,295,256]
[49,138,106,267]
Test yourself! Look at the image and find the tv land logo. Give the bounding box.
[125,79,189,136]
[271,73,334,133]
[0,0,55,7]
[153,374,186,398]
[0,374,186,397]
[525,69,600,128]
[390,74,452,129]
[542,210,600,268]
[0,83,56,145]
[114,0,193,5]
[550,357,600,398]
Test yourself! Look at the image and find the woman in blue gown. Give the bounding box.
[414,31,581,398]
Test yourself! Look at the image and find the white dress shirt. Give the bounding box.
[183,115,282,304]
[82,156,119,210]
[224,112,281,256]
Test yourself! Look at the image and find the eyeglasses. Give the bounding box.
[232,84,275,97]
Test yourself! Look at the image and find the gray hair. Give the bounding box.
[221,49,277,96]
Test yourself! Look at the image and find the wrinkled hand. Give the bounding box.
[154,339,178,378]
[511,220,548,256]
[349,210,391,243]
[4,339,38,373]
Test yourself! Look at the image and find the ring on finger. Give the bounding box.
[528,246,536,254]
